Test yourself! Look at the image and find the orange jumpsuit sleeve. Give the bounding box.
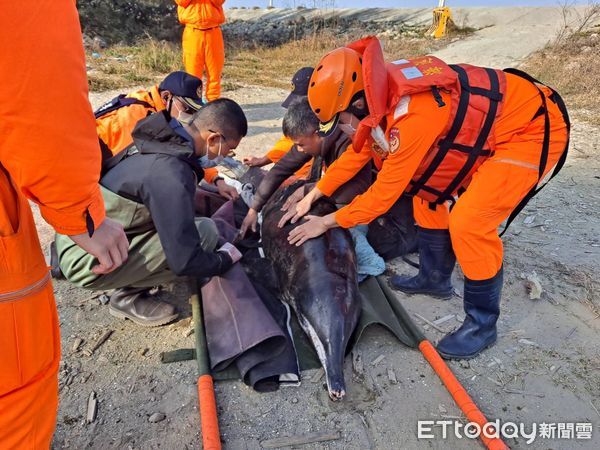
[174,0,193,7]
[265,136,294,162]
[334,92,449,228]
[0,0,105,236]
[203,167,218,183]
[316,143,372,197]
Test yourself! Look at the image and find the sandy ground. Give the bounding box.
[36,7,600,450]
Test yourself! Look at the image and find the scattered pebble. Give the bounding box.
[525,272,543,300]
[518,338,539,347]
[371,355,385,366]
[148,412,166,423]
[387,368,397,384]
[72,338,83,352]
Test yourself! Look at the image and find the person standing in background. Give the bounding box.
[175,0,226,101]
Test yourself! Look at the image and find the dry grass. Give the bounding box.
[86,29,461,92]
[522,27,600,124]
[521,3,600,124]
[87,39,183,91]
[222,31,446,90]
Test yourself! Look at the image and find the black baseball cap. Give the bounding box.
[281,67,314,108]
[159,71,204,111]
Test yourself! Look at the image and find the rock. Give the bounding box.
[72,338,84,352]
[148,412,166,423]
[518,338,539,347]
[525,272,543,300]
[92,36,107,49]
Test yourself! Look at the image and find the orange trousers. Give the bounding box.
[414,91,568,280]
[182,25,224,101]
[0,169,60,449]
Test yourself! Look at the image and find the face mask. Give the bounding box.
[339,123,357,137]
[178,112,193,125]
[338,112,361,137]
[198,136,223,168]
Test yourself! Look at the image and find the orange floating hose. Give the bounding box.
[419,340,509,450]
[197,375,221,450]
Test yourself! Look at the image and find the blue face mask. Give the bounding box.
[198,137,223,168]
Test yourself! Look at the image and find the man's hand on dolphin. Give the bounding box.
[239,208,258,238]
[281,186,306,212]
[278,190,316,228]
[287,213,337,246]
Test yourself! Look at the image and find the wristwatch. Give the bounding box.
[213,176,224,185]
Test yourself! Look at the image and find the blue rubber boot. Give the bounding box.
[437,268,503,360]
[389,228,456,299]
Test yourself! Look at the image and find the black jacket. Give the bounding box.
[251,129,373,212]
[101,111,230,277]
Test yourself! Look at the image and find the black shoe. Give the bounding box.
[108,287,178,327]
[389,228,456,299]
[437,268,503,360]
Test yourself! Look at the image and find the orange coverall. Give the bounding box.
[176,0,226,101]
[266,136,313,179]
[317,73,568,280]
[0,1,107,447]
[96,85,218,182]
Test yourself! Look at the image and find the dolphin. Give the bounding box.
[261,182,361,400]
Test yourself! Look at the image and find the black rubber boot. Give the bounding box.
[437,268,503,360]
[108,287,178,327]
[389,228,456,299]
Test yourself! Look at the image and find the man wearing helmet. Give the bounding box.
[281,36,570,360]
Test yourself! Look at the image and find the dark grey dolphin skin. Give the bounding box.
[261,182,361,400]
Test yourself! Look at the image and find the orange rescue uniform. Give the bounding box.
[176,0,226,101]
[0,1,107,446]
[266,136,312,179]
[97,85,165,156]
[317,74,568,280]
[96,85,218,183]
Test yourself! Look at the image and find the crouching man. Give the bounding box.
[56,99,247,326]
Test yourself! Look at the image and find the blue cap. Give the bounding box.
[159,71,204,110]
[282,67,314,108]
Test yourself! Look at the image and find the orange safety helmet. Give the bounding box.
[308,47,364,136]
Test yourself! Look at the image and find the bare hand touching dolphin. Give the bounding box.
[278,186,324,228]
[288,213,337,246]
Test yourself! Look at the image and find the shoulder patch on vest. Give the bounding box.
[394,96,411,120]
[389,128,400,154]
[401,67,423,80]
